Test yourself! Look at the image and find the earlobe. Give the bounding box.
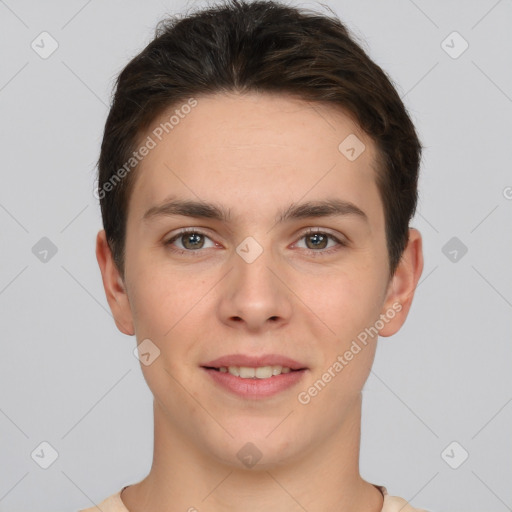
[378,228,424,337]
[95,230,135,336]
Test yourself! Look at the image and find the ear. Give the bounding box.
[378,228,424,337]
[95,229,135,336]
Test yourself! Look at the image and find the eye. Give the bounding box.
[164,227,347,257]
[164,229,216,254]
[294,228,346,255]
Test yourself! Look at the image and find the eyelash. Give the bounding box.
[164,228,347,257]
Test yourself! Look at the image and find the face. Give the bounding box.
[97,91,422,468]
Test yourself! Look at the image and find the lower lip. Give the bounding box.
[202,368,307,399]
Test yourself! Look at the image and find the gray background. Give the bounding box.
[0,0,511,511]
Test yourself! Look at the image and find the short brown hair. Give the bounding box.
[97,0,422,278]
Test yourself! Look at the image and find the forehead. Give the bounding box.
[127,91,381,225]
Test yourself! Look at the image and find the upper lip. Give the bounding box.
[202,354,307,370]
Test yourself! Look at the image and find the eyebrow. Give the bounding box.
[142,197,367,224]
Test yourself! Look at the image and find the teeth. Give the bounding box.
[222,365,294,379]
[255,366,272,379]
[239,367,255,378]
[272,365,282,376]
[228,366,240,377]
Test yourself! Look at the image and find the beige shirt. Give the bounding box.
[79,484,429,511]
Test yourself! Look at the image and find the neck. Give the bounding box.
[121,395,384,512]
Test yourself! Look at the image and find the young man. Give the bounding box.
[87,0,427,510]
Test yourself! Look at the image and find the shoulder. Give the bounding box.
[378,485,430,512]
[382,494,430,512]
[78,489,128,512]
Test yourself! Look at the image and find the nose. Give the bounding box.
[216,245,293,333]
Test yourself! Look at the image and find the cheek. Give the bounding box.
[127,268,207,408]
[295,273,382,414]
[296,265,385,341]
[128,275,171,336]
[126,248,209,337]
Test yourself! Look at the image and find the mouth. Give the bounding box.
[202,365,304,379]
[201,354,308,399]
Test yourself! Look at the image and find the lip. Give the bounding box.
[201,353,308,400]
[202,367,307,399]
[202,354,307,370]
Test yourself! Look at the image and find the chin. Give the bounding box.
[209,425,307,469]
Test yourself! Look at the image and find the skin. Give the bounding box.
[96,91,423,512]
